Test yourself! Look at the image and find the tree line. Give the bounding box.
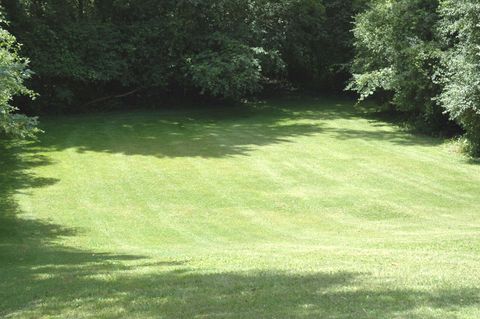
[1,0,480,155]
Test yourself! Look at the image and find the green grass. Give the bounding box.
[1,96,480,318]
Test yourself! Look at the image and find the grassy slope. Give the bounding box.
[1,97,480,318]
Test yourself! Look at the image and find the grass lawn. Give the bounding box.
[1,96,480,318]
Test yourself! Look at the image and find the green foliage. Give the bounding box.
[2,0,359,107]
[349,0,446,130]
[0,12,38,138]
[438,0,480,155]
[188,35,263,99]
[279,0,326,83]
[349,0,480,155]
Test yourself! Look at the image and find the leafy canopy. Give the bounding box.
[0,11,38,138]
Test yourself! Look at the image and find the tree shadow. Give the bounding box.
[1,259,479,318]
[320,127,444,147]
[0,140,62,241]
[35,105,325,159]
[466,158,480,165]
[0,140,147,316]
[33,97,443,159]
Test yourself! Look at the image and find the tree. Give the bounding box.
[0,11,38,138]
[3,0,357,107]
[348,0,451,132]
[438,0,480,155]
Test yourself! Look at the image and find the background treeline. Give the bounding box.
[1,0,480,156]
[2,0,362,109]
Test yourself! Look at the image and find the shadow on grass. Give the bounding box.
[466,157,480,165]
[1,258,479,318]
[31,96,443,159]
[0,141,62,241]
[0,140,146,316]
[321,127,443,147]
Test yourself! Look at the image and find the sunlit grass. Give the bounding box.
[1,96,480,318]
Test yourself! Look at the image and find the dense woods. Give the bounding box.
[2,0,359,107]
[1,0,480,155]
